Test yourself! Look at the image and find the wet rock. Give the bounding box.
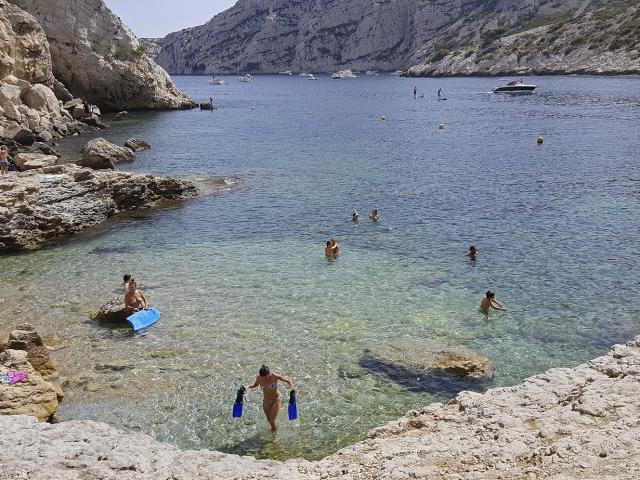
[4,323,56,377]
[0,349,59,422]
[78,138,134,170]
[11,127,36,146]
[125,138,151,152]
[93,297,129,323]
[13,153,57,171]
[113,110,128,121]
[80,114,107,129]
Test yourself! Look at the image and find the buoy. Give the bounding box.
[380,115,386,121]
[537,136,544,145]
[438,123,445,130]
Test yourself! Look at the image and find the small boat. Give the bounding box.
[279,70,293,75]
[331,69,357,79]
[209,78,225,85]
[308,74,318,80]
[299,72,313,77]
[493,80,536,93]
[239,74,252,82]
[390,70,404,76]
[365,70,379,76]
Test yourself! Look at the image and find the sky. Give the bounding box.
[106,0,236,38]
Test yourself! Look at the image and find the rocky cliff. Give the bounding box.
[2,335,640,479]
[8,0,194,111]
[155,0,640,76]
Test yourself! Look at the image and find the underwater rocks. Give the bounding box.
[124,138,151,152]
[361,339,493,395]
[3,336,640,478]
[0,164,199,251]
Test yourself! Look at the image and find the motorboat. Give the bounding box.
[279,70,293,75]
[209,78,225,85]
[308,74,318,80]
[331,69,357,79]
[239,74,252,82]
[299,72,313,77]
[493,80,536,93]
[365,70,379,76]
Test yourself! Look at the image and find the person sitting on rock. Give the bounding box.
[124,278,148,312]
[0,147,9,175]
[480,291,507,316]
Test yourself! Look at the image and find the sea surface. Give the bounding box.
[1,74,640,460]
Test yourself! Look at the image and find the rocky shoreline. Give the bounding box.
[1,335,639,479]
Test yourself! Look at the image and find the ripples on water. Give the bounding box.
[1,75,639,460]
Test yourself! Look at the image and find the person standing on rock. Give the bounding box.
[480,291,507,316]
[245,365,295,437]
[0,147,9,175]
[124,279,148,312]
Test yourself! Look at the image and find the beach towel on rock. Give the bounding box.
[0,370,29,385]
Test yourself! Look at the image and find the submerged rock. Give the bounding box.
[0,164,199,250]
[79,138,134,169]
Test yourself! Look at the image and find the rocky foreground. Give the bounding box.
[0,164,199,250]
[2,336,640,479]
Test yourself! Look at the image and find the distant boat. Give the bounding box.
[239,74,252,83]
[279,70,293,75]
[209,78,225,85]
[493,80,536,93]
[308,74,318,80]
[331,69,357,79]
[390,70,404,76]
[299,73,313,77]
[365,70,379,76]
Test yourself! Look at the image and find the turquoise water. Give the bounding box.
[1,75,640,460]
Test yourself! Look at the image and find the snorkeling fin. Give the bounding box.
[232,386,246,418]
[288,390,297,421]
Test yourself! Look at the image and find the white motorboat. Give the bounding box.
[299,72,313,77]
[331,69,357,79]
[279,70,293,75]
[239,74,252,82]
[209,78,225,85]
[493,80,536,93]
[365,70,379,76]
[308,74,318,80]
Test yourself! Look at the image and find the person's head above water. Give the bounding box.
[486,291,495,299]
[259,365,270,377]
[123,274,131,283]
[326,241,332,246]
[128,278,137,290]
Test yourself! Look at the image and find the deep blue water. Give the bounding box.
[1,74,639,460]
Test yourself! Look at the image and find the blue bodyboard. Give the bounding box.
[126,308,160,331]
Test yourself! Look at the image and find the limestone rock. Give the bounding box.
[0,349,58,421]
[79,138,134,170]
[23,83,60,115]
[10,0,195,111]
[13,152,56,170]
[0,164,199,250]
[125,138,150,152]
[4,323,56,376]
[10,127,35,145]
[93,297,129,323]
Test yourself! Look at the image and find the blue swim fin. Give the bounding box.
[288,390,297,421]
[233,386,246,418]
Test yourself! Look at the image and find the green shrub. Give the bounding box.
[428,48,451,63]
[133,45,146,57]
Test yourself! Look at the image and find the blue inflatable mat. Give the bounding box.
[126,308,160,331]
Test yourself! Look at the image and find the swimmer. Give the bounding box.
[480,291,507,316]
[330,237,340,256]
[369,209,379,222]
[122,274,131,291]
[352,210,359,222]
[245,365,294,435]
[124,278,149,312]
[466,246,478,261]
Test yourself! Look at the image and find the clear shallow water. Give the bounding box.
[1,75,640,460]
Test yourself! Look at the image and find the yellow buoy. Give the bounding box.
[438,123,445,129]
[380,115,386,121]
[537,136,544,145]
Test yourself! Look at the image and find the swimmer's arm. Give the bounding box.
[492,300,507,311]
[246,377,260,389]
[273,373,294,389]
[140,292,149,309]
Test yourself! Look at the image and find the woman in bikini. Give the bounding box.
[124,278,148,312]
[246,365,294,435]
